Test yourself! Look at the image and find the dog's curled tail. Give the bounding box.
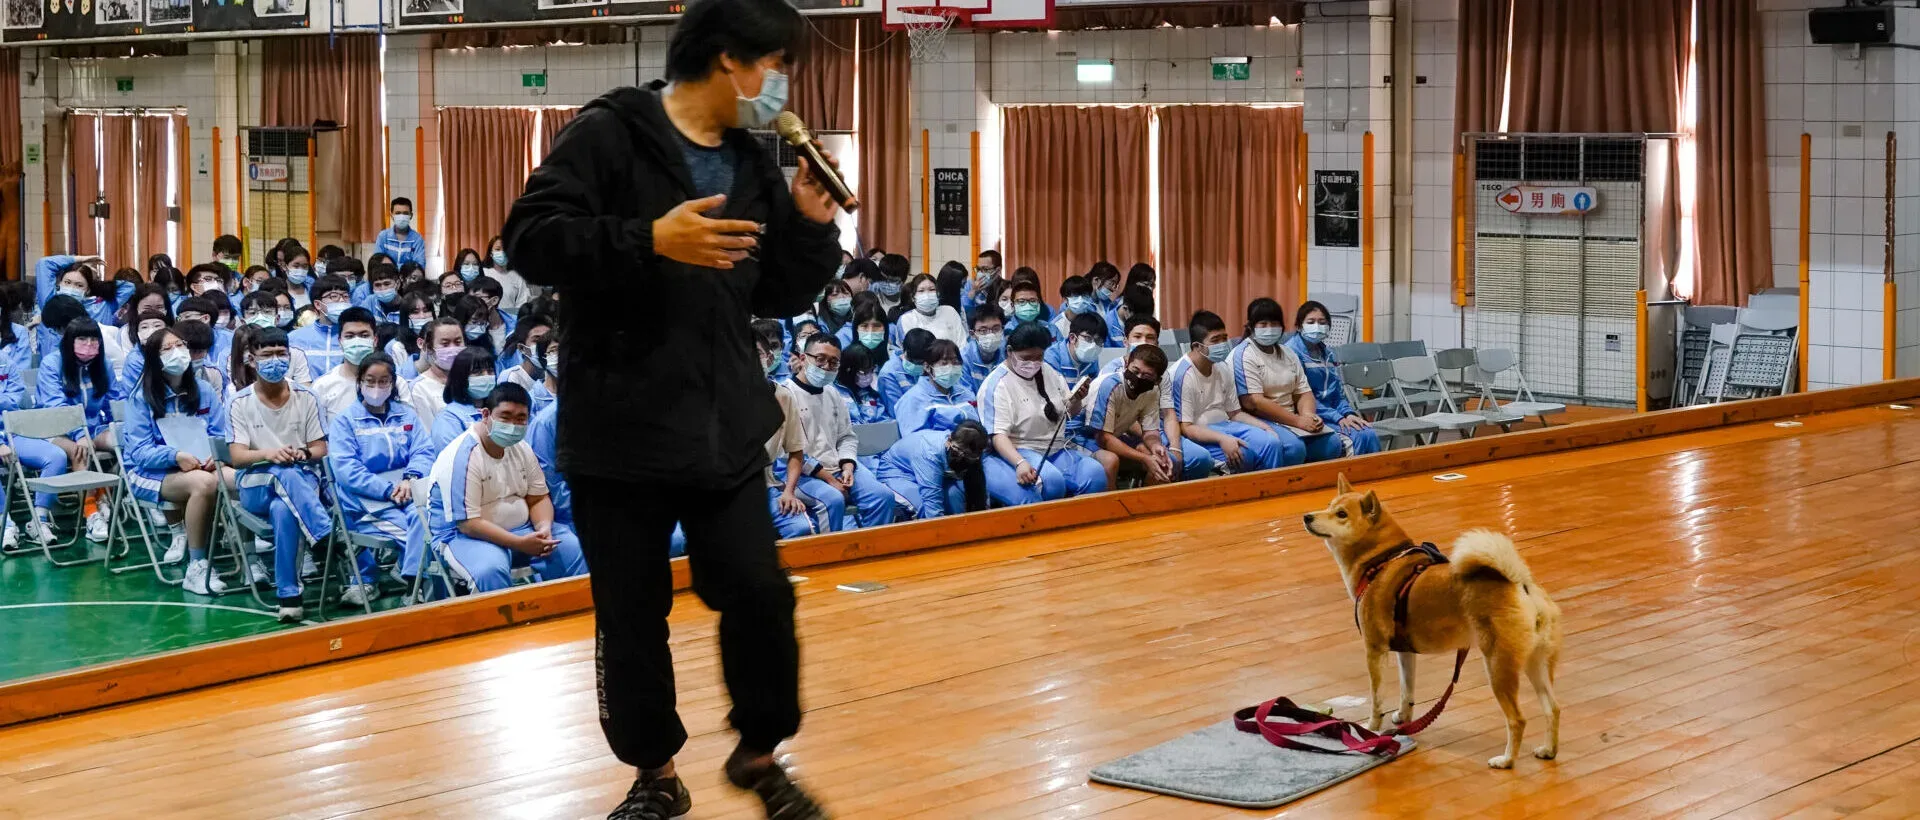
[1450,529,1533,586]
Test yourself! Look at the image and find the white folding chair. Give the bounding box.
[1388,356,1489,440]
[211,437,364,620]
[1339,361,1437,449]
[1434,349,1525,431]
[2,406,124,565]
[1470,348,1566,427]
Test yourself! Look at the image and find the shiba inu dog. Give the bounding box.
[1303,474,1563,769]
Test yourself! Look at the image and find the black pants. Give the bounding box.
[570,473,801,770]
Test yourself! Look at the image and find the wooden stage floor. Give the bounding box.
[3,404,1918,819]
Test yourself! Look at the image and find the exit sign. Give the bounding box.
[522,72,547,88]
[114,77,134,93]
[1210,57,1250,81]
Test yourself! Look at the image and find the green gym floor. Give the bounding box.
[0,526,411,684]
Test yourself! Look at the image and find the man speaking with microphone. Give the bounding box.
[504,0,841,816]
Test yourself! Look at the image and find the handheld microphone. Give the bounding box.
[774,111,860,213]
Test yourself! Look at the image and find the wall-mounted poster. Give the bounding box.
[4,0,309,42]
[1313,170,1360,249]
[144,0,188,25]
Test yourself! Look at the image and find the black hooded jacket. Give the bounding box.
[504,82,841,489]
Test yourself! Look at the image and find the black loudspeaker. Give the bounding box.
[1809,7,1895,46]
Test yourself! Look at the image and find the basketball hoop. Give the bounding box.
[899,5,969,63]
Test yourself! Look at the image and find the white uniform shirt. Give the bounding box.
[1230,340,1316,434]
[980,360,1072,452]
[407,371,449,435]
[227,384,328,478]
[1168,355,1236,427]
[428,427,547,534]
[765,388,806,488]
[782,379,858,467]
[492,269,532,311]
[897,305,967,346]
[1082,370,1161,439]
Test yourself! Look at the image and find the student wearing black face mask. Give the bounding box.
[872,418,989,520]
[1080,342,1178,489]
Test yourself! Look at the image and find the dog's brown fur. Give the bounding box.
[1303,474,1564,769]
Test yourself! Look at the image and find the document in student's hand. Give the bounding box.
[156,416,214,462]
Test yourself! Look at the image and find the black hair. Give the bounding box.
[357,353,398,407]
[837,341,874,390]
[175,296,221,322]
[337,306,378,335]
[58,317,109,402]
[1059,274,1093,300]
[850,301,890,360]
[248,325,291,351]
[507,313,556,355]
[1188,310,1227,347]
[484,382,533,414]
[1068,312,1108,342]
[469,275,504,300]
[141,327,200,420]
[1120,285,1155,319]
[391,197,414,211]
[903,273,939,305]
[925,338,962,366]
[212,235,242,256]
[328,256,365,282]
[1245,297,1287,340]
[1295,299,1332,330]
[816,279,855,332]
[935,262,967,310]
[978,250,1002,268]
[118,283,175,326]
[369,262,401,285]
[1007,321,1052,354]
[947,419,990,514]
[318,244,347,261]
[1127,342,1170,375]
[900,328,937,365]
[1010,279,1044,300]
[454,248,483,271]
[878,253,911,283]
[749,318,785,353]
[1087,261,1122,289]
[41,294,88,337]
[968,303,1006,329]
[239,290,280,321]
[444,346,499,407]
[664,0,805,83]
[0,287,15,349]
[397,292,438,355]
[1125,262,1156,291]
[311,274,352,302]
[439,294,496,353]
[841,258,879,282]
[175,319,214,355]
[1124,313,1161,339]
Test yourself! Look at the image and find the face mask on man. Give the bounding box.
[870,280,901,298]
[392,213,412,231]
[160,347,192,377]
[1073,340,1100,365]
[1066,296,1094,315]
[488,420,527,448]
[1013,302,1042,322]
[343,338,376,365]
[1205,341,1231,363]
[975,265,998,283]
[255,356,291,384]
[324,301,349,322]
[374,286,398,304]
[732,68,789,129]
[1301,321,1330,343]
[1124,371,1158,396]
[805,363,834,388]
[914,292,940,314]
[1253,327,1285,347]
[974,331,1004,355]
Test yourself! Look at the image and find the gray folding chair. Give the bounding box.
[211,437,363,620]
[1470,348,1566,426]
[1435,349,1524,430]
[1389,356,1489,440]
[1339,361,1437,449]
[854,422,902,457]
[1332,342,1382,365]
[320,458,404,615]
[1379,340,1429,361]
[1097,347,1124,369]
[2,406,125,565]
[1675,305,1739,407]
[101,419,194,585]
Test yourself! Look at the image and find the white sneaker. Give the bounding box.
[3,520,17,550]
[24,519,55,545]
[85,511,110,543]
[161,532,187,564]
[339,583,377,607]
[183,559,229,595]
[300,550,319,579]
[277,604,305,623]
[253,536,273,555]
[247,558,273,585]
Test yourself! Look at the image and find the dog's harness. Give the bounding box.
[1232,541,1470,760]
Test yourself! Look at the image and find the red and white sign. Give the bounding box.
[1495,185,1598,216]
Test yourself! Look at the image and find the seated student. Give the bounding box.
[289,274,356,379]
[1050,275,1100,342]
[1087,261,1123,314]
[979,323,1105,505]
[310,307,384,422]
[38,256,119,332]
[2,314,69,548]
[1107,285,1154,348]
[426,382,586,593]
[1045,312,1108,385]
[174,295,237,374]
[375,197,428,270]
[878,328,935,412]
[896,272,966,346]
[120,327,236,594]
[226,327,335,623]
[112,284,173,367]
[960,304,1007,390]
[183,263,236,315]
[840,257,878,296]
[467,276,517,354]
[782,335,896,530]
[834,342,891,425]
[754,330,822,542]
[1081,343,1184,489]
[229,291,312,388]
[1125,262,1157,293]
[110,307,171,398]
[35,312,119,543]
[873,420,991,521]
[176,320,233,407]
[1231,297,1346,465]
[1282,299,1383,457]
[816,279,856,341]
[842,297,890,360]
[872,253,911,313]
[895,339,979,437]
[328,351,433,599]
[777,318,822,382]
[1005,278,1058,342]
[1102,314,1213,481]
[440,293,498,356]
[527,335,570,528]
[407,318,469,435]
[962,250,1002,315]
[452,248,484,284]
[1169,310,1287,474]
[429,347,497,461]
[357,262,404,324]
[483,235,532,311]
[499,313,555,414]
[281,247,319,311]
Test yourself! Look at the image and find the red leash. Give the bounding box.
[1232,649,1465,759]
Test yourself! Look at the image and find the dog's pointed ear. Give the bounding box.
[1360,491,1380,522]
[1336,473,1352,495]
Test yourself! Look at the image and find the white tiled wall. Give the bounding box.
[910,31,993,274]
[1761,0,1920,388]
[1410,0,1460,348]
[1302,4,1394,340]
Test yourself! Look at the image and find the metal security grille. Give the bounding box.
[1466,135,1652,406]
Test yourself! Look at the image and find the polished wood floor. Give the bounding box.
[3,404,1918,819]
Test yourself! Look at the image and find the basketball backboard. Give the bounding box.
[883,0,1054,31]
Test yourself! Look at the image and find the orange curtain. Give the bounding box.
[0,50,20,280]
[1157,106,1303,327]
[1003,105,1152,295]
[856,16,911,257]
[262,34,384,242]
[136,115,173,263]
[1691,0,1771,307]
[1455,0,1510,138]
[67,113,99,256]
[539,107,579,163]
[440,107,536,260]
[100,116,136,269]
[791,18,856,133]
[1505,0,1690,133]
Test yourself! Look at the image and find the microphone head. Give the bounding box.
[774,111,809,144]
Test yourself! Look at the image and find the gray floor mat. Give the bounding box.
[1088,720,1413,809]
